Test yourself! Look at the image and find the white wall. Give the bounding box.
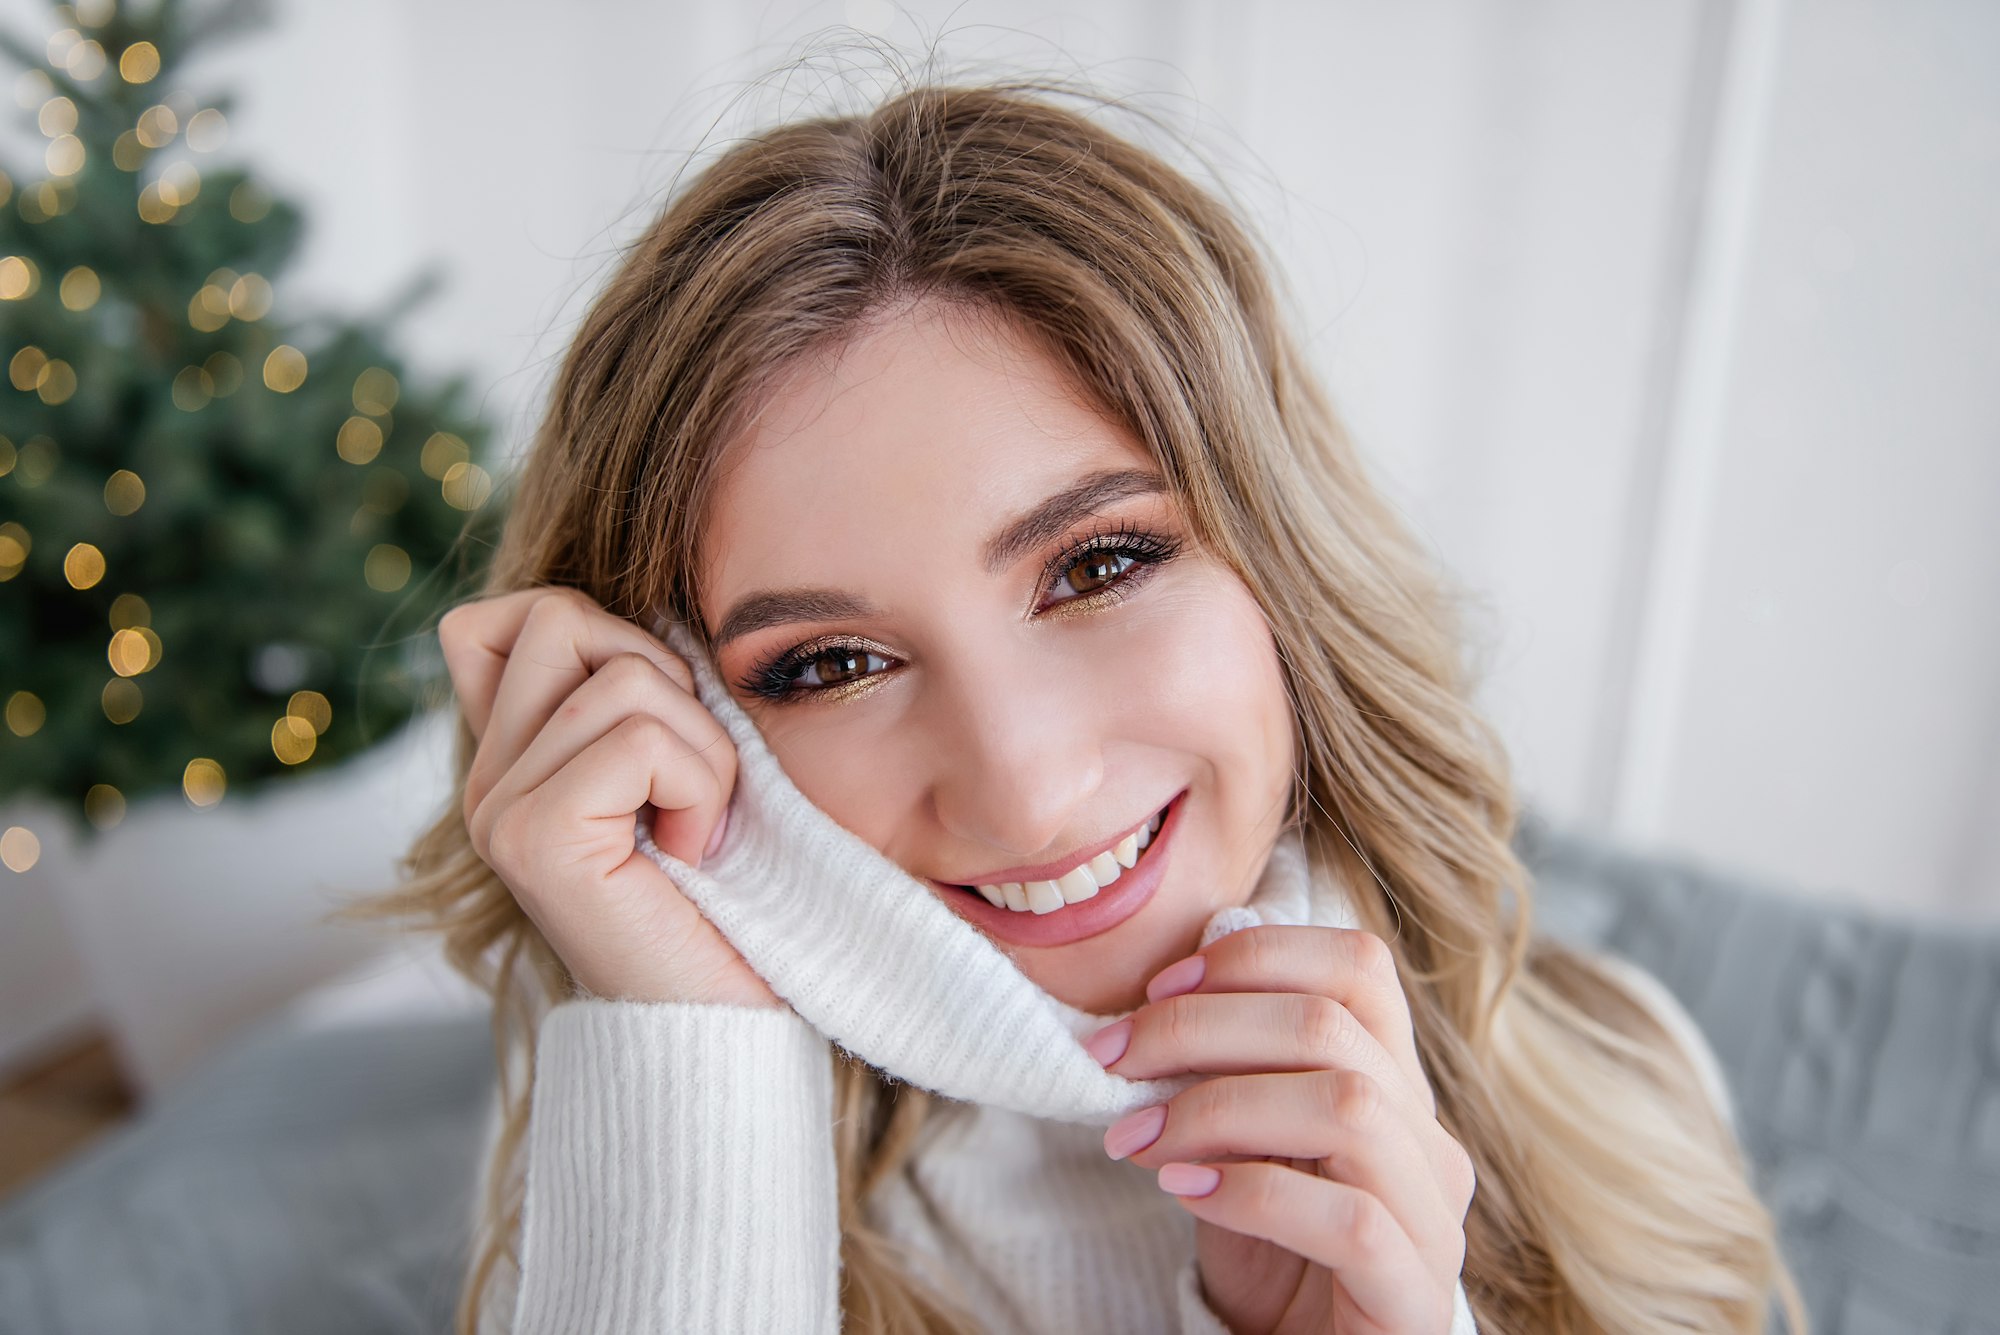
[2,0,1994,1081]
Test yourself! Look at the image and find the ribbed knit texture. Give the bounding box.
[490,617,1747,1332]
[513,1001,840,1331]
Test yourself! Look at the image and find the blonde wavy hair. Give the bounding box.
[336,70,1808,1335]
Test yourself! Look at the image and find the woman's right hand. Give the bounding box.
[436,586,782,1010]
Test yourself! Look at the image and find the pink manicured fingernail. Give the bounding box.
[1103,1104,1166,1160]
[1146,954,1206,1002]
[703,807,731,862]
[1158,1163,1221,1197]
[1082,1018,1132,1067]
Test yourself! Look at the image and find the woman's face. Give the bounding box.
[697,297,1297,1014]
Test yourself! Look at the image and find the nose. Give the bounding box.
[922,637,1110,864]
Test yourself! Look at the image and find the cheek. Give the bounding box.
[1111,573,1295,794]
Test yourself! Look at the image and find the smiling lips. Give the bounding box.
[962,804,1168,914]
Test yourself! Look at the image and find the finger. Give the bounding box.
[487,716,733,985]
[1114,1069,1461,1258]
[1160,1159,1444,1335]
[438,588,693,743]
[1094,989,1432,1126]
[464,590,695,809]
[485,711,729,904]
[1148,925,1433,1115]
[478,652,736,850]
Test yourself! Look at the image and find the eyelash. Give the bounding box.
[737,523,1186,703]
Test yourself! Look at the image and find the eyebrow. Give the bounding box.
[709,466,1169,653]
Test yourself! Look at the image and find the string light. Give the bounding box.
[0,827,40,873]
[63,542,104,589]
[117,41,160,85]
[5,690,44,736]
[263,343,306,391]
[364,543,411,592]
[59,264,99,309]
[182,758,225,807]
[84,784,125,829]
[103,468,145,515]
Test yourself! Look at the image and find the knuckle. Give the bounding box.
[604,649,665,691]
[1343,1188,1395,1262]
[1243,1163,1286,1217]
[1348,929,1397,983]
[615,711,675,751]
[1153,994,1203,1054]
[1295,993,1353,1065]
[1232,923,1283,979]
[1325,1067,1380,1131]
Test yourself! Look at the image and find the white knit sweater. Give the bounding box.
[477,619,1734,1333]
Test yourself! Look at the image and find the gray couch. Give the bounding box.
[1,810,1994,1334]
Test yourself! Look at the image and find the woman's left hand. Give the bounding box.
[1083,925,1477,1335]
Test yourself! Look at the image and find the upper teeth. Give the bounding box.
[973,805,1167,914]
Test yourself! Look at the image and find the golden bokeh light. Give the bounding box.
[63,541,104,589]
[442,460,493,511]
[59,265,100,310]
[287,689,331,735]
[171,364,213,410]
[352,366,399,415]
[108,591,150,629]
[44,26,80,66]
[186,107,228,152]
[156,161,200,206]
[46,134,84,177]
[118,40,160,84]
[101,676,141,723]
[203,350,244,396]
[34,357,76,405]
[336,415,383,465]
[182,757,226,808]
[271,714,316,765]
[13,438,56,486]
[228,180,271,223]
[107,625,160,676]
[364,543,411,592]
[16,69,54,107]
[111,129,145,170]
[0,520,28,578]
[65,39,107,81]
[9,345,47,390]
[85,783,126,830]
[227,273,272,320]
[37,95,76,136]
[263,344,307,392]
[0,827,40,874]
[419,431,468,479]
[5,690,44,736]
[136,102,178,148]
[104,468,145,515]
[0,255,37,300]
[136,179,175,223]
[188,282,230,331]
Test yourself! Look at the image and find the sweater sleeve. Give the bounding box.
[1174,1253,1482,1332]
[509,998,842,1333]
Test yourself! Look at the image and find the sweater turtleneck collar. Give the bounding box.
[634,615,1360,1128]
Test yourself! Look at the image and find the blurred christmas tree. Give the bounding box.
[0,0,504,858]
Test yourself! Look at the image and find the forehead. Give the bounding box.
[700,302,1152,614]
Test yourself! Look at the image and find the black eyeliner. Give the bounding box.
[737,522,1185,703]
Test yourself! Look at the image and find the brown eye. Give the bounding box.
[1053,548,1134,600]
[808,648,872,687]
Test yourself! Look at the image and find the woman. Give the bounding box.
[345,77,1807,1333]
